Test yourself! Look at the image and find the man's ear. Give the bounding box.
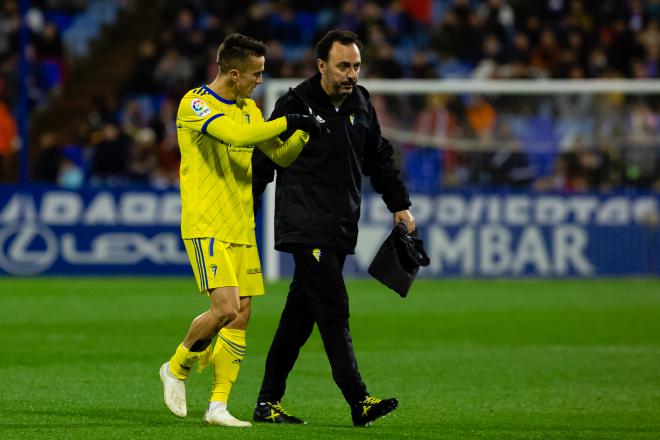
[317,59,326,74]
[229,68,240,83]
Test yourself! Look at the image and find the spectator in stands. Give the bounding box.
[0,1,20,63]
[429,10,461,60]
[370,44,403,78]
[237,3,271,44]
[120,99,151,138]
[382,0,415,45]
[128,127,158,184]
[607,19,645,76]
[268,3,301,45]
[154,48,194,90]
[264,40,286,77]
[466,95,496,142]
[334,0,360,33]
[409,50,436,78]
[149,96,175,144]
[32,132,62,183]
[529,27,561,77]
[57,158,83,189]
[472,32,506,78]
[575,144,613,191]
[87,94,119,131]
[90,122,130,185]
[0,97,18,181]
[586,47,609,77]
[156,130,181,186]
[355,1,387,45]
[404,94,456,192]
[622,102,659,188]
[533,152,586,193]
[489,122,534,188]
[204,14,226,46]
[123,39,160,94]
[34,22,64,60]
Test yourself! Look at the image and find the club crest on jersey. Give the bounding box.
[349,113,355,125]
[312,248,322,262]
[191,98,211,117]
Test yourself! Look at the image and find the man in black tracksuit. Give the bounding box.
[251,30,416,427]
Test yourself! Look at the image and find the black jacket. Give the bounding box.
[252,74,411,254]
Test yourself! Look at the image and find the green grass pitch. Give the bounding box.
[1,277,659,439]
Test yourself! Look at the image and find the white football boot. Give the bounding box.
[159,362,187,417]
[203,403,252,427]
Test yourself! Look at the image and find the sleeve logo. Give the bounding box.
[191,98,211,117]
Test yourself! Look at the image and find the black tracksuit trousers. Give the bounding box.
[257,247,368,405]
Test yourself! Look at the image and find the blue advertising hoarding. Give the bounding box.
[0,186,658,277]
[339,192,660,277]
[0,186,189,276]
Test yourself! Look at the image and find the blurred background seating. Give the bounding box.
[1,0,658,190]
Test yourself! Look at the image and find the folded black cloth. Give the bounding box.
[368,222,430,297]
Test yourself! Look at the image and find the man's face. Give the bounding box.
[318,42,361,99]
[236,55,264,98]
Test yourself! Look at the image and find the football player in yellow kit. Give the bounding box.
[159,33,321,427]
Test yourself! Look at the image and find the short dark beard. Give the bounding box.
[336,81,354,97]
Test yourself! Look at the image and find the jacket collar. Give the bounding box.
[296,74,369,114]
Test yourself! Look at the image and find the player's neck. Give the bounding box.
[207,76,237,102]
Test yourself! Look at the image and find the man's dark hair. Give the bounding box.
[315,29,363,61]
[217,33,267,73]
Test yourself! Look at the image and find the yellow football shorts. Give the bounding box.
[183,238,264,296]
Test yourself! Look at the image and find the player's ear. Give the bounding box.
[317,59,325,75]
[229,68,240,83]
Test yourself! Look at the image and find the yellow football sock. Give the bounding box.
[210,328,246,403]
[168,343,211,380]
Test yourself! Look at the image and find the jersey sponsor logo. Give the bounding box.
[247,267,261,274]
[312,248,322,262]
[191,98,211,118]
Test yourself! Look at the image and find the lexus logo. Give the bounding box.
[0,223,58,275]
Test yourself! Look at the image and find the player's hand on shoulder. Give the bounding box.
[285,114,323,136]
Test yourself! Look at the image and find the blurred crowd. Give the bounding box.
[1,0,659,191]
[383,92,660,193]
[1,0,82,181]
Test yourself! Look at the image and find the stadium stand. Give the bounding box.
[3,0,660,189]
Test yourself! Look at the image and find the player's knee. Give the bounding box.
[209,307,237,326]
[220,306,239,323]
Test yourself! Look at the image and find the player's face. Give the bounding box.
[237,55,265,98]
[318,42,361,99]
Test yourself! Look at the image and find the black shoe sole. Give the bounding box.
[253,415,306,425]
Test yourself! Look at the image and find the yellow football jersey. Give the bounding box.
[176,85,308,244]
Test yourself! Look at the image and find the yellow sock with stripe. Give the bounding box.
[210,328,246,403]
[168,343,211,380]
